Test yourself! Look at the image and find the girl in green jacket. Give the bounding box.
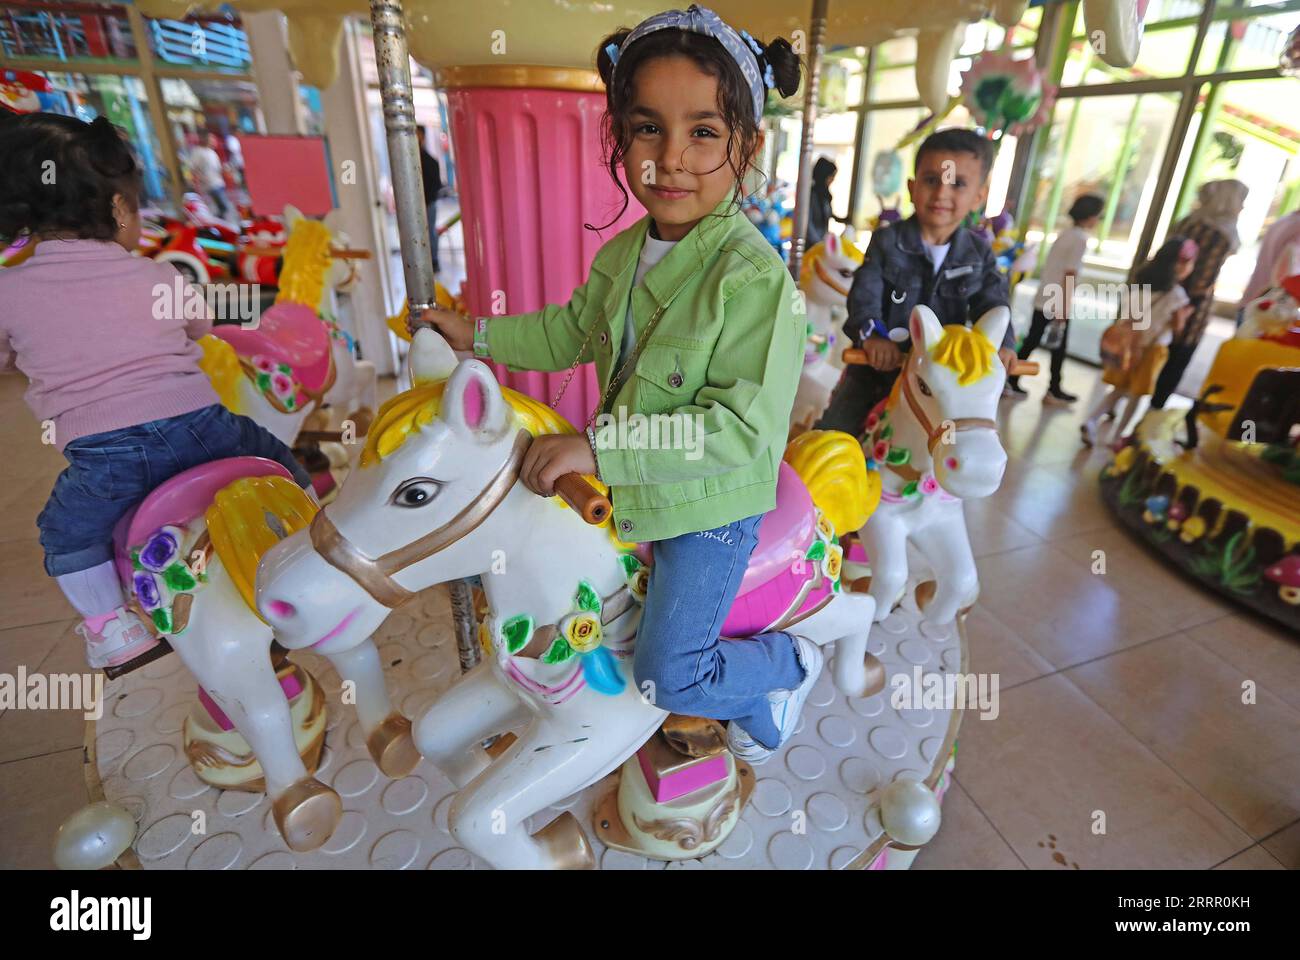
[427,5,819,763]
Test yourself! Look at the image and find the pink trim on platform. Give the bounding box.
[197,670,304,732]
[637,747,729,803]
[445,86,645,426]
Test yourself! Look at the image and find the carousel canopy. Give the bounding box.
[134,0,1142,111]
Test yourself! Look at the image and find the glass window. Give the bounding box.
[1166,75,1300,303]
[144,13,251,72]
[1026,91,1184,271]
[0,0,137,63]
[1064,0,1203,85]
[20,69,173,208]
[1196,4,1296,74]
[162,77,260,209]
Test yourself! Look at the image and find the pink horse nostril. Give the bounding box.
[268,599,296,619]
[945,456,959,471]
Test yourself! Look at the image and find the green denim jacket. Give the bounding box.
[485,199,804,542]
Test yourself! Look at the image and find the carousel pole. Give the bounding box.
[788,0,829,282]
[368,0,480,673]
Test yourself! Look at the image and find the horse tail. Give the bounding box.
[783,429,880,536]
[198,334,244,414]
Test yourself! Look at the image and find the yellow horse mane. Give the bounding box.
[205,475,318,619]
[784,430,879,536]
[930,324,996,387]
[799,236,865,294]
[197,335,245,414]
[274,217,333,310]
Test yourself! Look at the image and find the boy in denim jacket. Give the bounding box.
[816,128,1015,435]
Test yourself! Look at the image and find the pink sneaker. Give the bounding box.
[78,608,158,669]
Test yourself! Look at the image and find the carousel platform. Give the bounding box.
[85,578,965,871]
[1099,408,1300,634]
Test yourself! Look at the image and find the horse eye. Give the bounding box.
[840,269,853,278]
[391,479,441,508]
[917,377,933,397]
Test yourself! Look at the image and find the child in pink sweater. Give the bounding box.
[0,113,311,670]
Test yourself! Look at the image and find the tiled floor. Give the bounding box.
[1,359,1296,869]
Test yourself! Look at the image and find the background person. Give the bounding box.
[1149,179,1248,409]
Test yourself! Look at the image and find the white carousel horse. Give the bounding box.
[853,305,1012,626]
[791,231,863,432]
[254,328,883,870]
[111,457,418,851]
[197,210,377,449]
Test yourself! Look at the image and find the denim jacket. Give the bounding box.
[843,216,1013,350]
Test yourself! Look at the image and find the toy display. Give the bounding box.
[1099,282,1300,633]
[742,179,794,258]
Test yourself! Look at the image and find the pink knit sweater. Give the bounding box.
[0,238,219,450]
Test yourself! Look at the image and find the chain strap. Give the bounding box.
[549,302,668,432]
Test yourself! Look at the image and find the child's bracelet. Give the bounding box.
[472,316,490,358]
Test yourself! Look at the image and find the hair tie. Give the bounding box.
[604,42,621,67]
[763,63,775,90]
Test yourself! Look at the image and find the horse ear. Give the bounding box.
[975,306,1011,350]
[409,327,458,385]
[283,204,303,226]
[909,305,944,350]
[825,231,839,258]
[441,360,510,440]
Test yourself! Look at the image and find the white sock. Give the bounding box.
[56,561,125,619]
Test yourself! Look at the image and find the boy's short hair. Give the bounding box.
[1068,194,1105,223]
[915,128,995,181]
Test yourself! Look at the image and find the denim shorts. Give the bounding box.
[38,403,312,576]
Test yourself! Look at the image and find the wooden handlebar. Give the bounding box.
[554,473,611,525]
[843,348,1041,378]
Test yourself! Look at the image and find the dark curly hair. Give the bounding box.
[0,112,142,242]
[591,25,802,231]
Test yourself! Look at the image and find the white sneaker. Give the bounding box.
[78,607,158,670]
[1080,420,1098,447]
[727,637,824,765]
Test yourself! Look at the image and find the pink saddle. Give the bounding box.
[636,462,832,639]
[210,301,334,394]
[112,457,295,588]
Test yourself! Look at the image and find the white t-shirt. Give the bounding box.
[189,146,224,191]
[922,241,950,276]
[1033,224,1089,316]
[1133,285,1190,349]
[617,231,678,371]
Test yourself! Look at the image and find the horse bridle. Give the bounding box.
[309,429,531,608]
[899,355,998,458]
[813,256,851,298]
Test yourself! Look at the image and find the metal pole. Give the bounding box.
[368,0,436,318]
[367,0,479,670]
[789,0,829,282]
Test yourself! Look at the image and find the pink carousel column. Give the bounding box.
[442,66,644,427]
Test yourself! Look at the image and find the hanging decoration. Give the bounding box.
[959,51,1056,140]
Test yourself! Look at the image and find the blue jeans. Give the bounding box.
[633,514,805,749]
[38,403,312,576]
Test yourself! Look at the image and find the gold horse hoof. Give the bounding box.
[272,777,342,852]
[367,713,421,779]
[534,811,595,870]
[860,653,887,697]
[914,580,938,611]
